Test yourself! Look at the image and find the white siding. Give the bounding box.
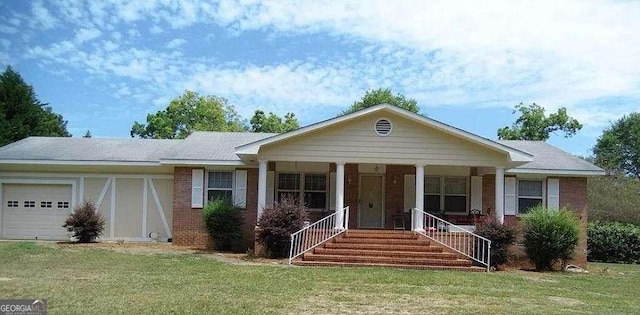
[260,112,507,166]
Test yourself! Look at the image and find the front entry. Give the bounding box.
[358,174,384,228]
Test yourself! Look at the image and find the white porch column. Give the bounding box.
[335,162,345,229]
[257,160,268,222]
[495,166,505,224]
[413,164,425,232]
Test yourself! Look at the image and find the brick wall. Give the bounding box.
[560,177,588,267]
[385,165,415,229]
[172,167,210,248]
[345,164,359,229]
[243,168,258,249]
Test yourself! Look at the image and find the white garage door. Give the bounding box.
[2,184,73,240]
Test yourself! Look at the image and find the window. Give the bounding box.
[24,201,35,208]
[518,180,543,214]
[444,177,467,212]
[277,173,327,209]
[40,201,52,208]
[57,201,70,209]
[424,176,441,212]
[423,176,468,213]
[207,171,233,201]
[304,174,327,209]
[6,200,19,208]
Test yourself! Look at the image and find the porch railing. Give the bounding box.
[412,208,491,271]
[289,206,350,264]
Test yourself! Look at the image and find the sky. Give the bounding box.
[1,0,639,156]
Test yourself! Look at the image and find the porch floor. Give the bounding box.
[292,229,485,272]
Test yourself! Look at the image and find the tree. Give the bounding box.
[343,88,419,115]
[249,110,299,133]
[497,103,582,141]
[83,130,92,138]
[130,90,247,139]
[0,66,70,146]
[593,113,640,178]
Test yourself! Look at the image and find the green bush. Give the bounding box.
[476,220,517,268]
[63,200,105,243]
[588,222,640,264]
[522,206,580,271]
[257,197,309,258]
[203,198,244,252]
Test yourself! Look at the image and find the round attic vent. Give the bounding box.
[374,118,393,136]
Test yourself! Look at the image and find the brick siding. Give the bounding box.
[172,167,210,248]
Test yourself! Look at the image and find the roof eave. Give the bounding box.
[159,159,247,166]
[506,168,606,177]
[0,159,162,166]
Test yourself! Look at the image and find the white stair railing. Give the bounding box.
[412,208,492,271]
[289,206,350,264]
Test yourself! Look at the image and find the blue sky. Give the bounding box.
[1,0,639,156]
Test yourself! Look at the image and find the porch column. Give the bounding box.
[414,164,425,232]
[334,162,345,229]
[495,166,505,224]
[257,160,268,222]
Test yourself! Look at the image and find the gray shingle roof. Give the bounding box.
[498,140,603,172]
[0,137,179,163]
[161,132,276,162]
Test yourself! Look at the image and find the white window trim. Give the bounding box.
[516,178,546,216]
[423,176,469,214]
[276,172,329,211]
[206,171,235,202]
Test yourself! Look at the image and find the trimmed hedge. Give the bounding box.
[522,206,580,271]
[588,222,640,264]
[203,198,244,252]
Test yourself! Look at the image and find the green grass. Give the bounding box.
[1,242,639,314]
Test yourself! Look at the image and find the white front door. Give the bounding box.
[358,175,384,228]
[1,184,72,240]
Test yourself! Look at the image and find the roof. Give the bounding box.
[0,137,179,165]
[498,140,605,176]
[160,132,276,165]
[236,104,534,164]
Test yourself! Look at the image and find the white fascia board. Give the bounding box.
[0,159,161,166]
[159,159,247,166]
[506,168,606,177]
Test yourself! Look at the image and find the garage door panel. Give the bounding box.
[2,184,72,240]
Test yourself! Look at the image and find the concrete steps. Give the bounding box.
[291,229,481,272]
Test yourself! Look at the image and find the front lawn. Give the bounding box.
[1,242,638,314]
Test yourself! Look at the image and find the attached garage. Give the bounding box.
[1,183,73,240]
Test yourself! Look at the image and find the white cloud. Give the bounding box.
[74,28,102,44]
[30,1,58,29]
[13,0,640,132]
[166,38,186,49]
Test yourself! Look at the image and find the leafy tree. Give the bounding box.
[588,175,640,224]
[343,88,419,115]
[249,110,299,133]
[0,66,70,146]
[83,130,92,138]
[130,90,247,139]
[497,103,582,141]
[593,113,640,178]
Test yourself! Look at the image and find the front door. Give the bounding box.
[358,175,384,228]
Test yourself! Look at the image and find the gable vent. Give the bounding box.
[374,118,393,136]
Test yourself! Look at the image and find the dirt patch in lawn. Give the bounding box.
[53,241,288,266]
[547,296,586,307]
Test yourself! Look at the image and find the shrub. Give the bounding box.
[476,220,517,268]
[203,198,244,252]
[63,200,105,243]
[522,206,580,270]
[257,197,309,258]
[588,222,640,264]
